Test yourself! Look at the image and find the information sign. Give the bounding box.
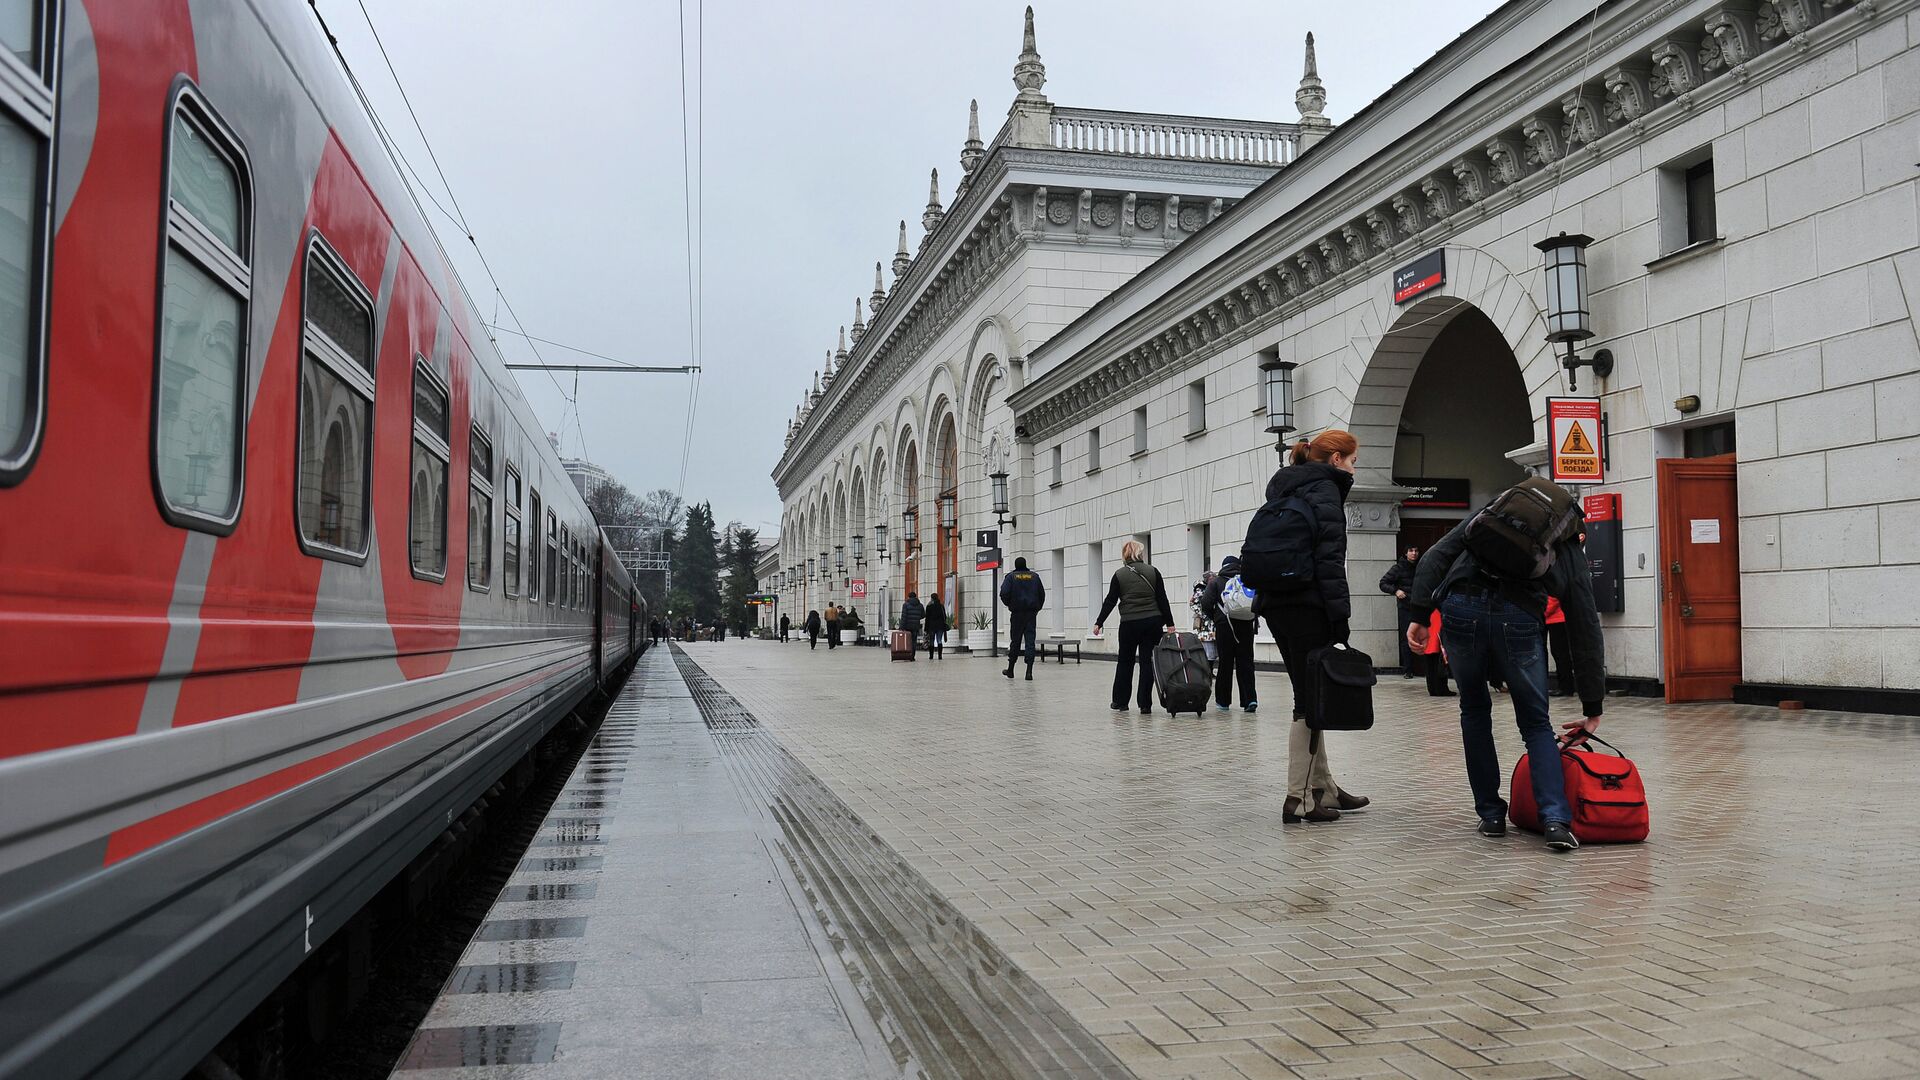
[975,529,998,549]
[1582,493,1624,613]
[975,547,1002,572]
[1392,249,1446,304]
[1548,397,1605,484]
[849,578,867,599]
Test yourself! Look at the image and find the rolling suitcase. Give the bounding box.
[890,630,916,662]
[1511,732,1649,842]
[1303,643,1376,731]
[1153,631,1212,716]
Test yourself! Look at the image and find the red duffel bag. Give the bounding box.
[1511,732,1649,843]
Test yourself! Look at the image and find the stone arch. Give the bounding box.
[1344,245,1559,486]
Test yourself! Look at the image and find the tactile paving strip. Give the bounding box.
[671,646,1132,1080]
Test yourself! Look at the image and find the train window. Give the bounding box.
[503,465,522,597]
[467,424,493,591]
[296,236,375,559]
[545,509,558,604]
[0,0,57,485]
[153,93,251,530]
[409,359,450,579]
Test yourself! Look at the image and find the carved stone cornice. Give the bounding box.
[773,140,1277,491]
[1009,0,1889,444]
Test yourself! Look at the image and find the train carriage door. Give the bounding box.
[1658,453,1741,701]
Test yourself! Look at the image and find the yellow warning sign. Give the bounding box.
[1559,424,1595,456]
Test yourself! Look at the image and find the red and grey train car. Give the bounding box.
[0,1,646,1075]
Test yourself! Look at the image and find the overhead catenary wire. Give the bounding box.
[313,0,588,461]
[672,0,704,505]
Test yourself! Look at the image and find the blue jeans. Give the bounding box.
[1439,590,1571,827]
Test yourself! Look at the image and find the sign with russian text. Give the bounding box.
[975,547,1002,572]
[1394,476,1470,509]
[1392,248,1446,304]
[1582,493,1623,613]
[1548,397,1605,484]
[849,578,867,599]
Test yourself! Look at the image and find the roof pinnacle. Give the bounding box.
[870,261,886,315]
[892,220,911,279]
[1295,30,1331,149]
[851,298,865,343]
[921,168,944,234]
[960,98,986,176]
[1013,6,1046,103]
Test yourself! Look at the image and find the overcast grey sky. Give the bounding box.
[327,0,1504,537]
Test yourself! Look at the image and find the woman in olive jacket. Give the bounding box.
[1092,539,1177,713]
[1261,429,1370,824]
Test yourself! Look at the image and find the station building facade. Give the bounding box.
[779,0,1920,708]
[1009,0,1920,707]
[772,10,1316,645]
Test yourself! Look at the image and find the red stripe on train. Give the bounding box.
[104,666,559,864]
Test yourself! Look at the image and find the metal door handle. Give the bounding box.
[1680,603,1694,617]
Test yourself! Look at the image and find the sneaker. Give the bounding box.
[1544,823,1579,851]
[1402,672,1415,680]
[1476,819,1506,839]
[1214,703,1231,712]
[1110,702,1129,712]
[1243,701,1258,713]
[1139,706,1152,715]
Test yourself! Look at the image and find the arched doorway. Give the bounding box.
[934,414,958,617]
[900,441,919,598]
[1385,299,1532,554]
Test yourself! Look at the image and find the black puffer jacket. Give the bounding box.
[1261,461,1353,623]
[923,597,949,634]
[899,596,924,633]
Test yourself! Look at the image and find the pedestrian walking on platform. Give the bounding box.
[824,603,841,650]
[1093,540,1176,714]
[1243,429,1369,823]
[900,591,925,650]
[923,594,949,659]
[805,609,822,650]
[1201,555,1259,712]
[1379,544,1422,678]
[1000,557,1046,680]
[779,612,791,642]
[1407,478,1606,852]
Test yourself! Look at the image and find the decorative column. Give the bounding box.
[1343,483,1410,664]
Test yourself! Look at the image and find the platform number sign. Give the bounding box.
[1548,397,1605,485]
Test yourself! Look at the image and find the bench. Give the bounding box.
[1043,636,1082,664]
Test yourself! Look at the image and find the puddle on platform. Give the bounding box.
[446,961,577,994]
[395,1023,561,1068]
[474,917,588,942]
[501,882,597,902]
[516,855,604,873]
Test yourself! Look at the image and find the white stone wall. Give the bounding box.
[1023,8,1920,689]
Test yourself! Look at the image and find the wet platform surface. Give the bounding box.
[393,648,900,1078]
[671,640,1920,1080]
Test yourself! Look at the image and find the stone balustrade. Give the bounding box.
[1046,107,1299,165]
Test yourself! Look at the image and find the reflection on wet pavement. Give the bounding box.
[394,1022,560,1068]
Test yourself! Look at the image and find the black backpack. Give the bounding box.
[1464,477,1582,580]
[1239,494,1318,595]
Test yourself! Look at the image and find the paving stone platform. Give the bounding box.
[672,640,1920,1080]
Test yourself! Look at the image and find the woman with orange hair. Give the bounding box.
[1260,430,1371,824]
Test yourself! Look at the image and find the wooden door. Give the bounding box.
[1658,455,1741,701]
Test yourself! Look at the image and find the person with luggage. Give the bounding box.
[923,593,949,659]
[779,612,791,642]
[1092,540,1177,714]
[1000,557,1046,680]
[805,609,822,650]
[1200,555,1259,712]
[900,591,925,651]
[824,603,841,649]
[1406,477,1607,852]
[1241,429,1370,823]
[1379,545,1422,679]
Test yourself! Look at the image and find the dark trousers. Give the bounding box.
[1111,618,1160,710]
[1395,605,1416,671]
[1008,612,1038,666]
[1264,604,1331,721]
[825,621,839,648]
[1440,592,1570,826]
[1546,622,1574,694]
[808,629,818,649]
[1214,618,1257,707]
